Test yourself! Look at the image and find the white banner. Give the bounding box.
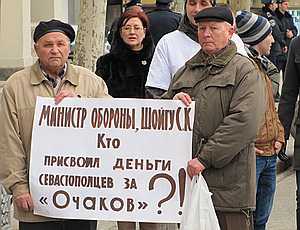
[30,97,195,223]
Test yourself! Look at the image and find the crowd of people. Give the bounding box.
[0,0,299,229]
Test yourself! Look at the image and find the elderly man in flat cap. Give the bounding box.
[163,6,266,229]
[0,19,110,230]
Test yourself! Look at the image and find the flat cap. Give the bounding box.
[276,0,288,3]
[194,6,234,25]
[33,19,75,43]
[261,0,275,4]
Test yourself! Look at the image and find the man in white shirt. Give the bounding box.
[145,0,247,98]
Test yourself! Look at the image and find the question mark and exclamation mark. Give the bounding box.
[148,168,186,215]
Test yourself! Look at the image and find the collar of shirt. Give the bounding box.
[40,62,67,88]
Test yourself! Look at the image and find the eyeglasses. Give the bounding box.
[122,26,144,32]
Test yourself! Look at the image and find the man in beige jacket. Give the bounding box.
[0,19,110,230]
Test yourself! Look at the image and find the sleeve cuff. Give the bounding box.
[11,183,29,198]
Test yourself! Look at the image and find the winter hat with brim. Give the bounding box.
[194,6,234,25]
[261,0,275,4]
[236,10,272,46]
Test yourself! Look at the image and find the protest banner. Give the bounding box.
[30,97,194,223]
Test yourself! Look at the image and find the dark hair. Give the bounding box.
[111,6,154,54]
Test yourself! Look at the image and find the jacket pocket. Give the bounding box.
[203,154,240,190]
[201,74,235,124]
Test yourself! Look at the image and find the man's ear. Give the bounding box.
[229,25,235,36]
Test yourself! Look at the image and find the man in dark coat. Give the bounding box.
[278,35,300,229]
[147,0,182,45]
[259,0,287,101]
[259,0,287,70]
[274,0,298,75]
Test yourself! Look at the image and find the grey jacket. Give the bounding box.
[164,42,266,212]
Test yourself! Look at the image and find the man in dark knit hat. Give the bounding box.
[236,10,285,230]
[0,19,110,230]
[145,0,247,98]
[163,6,266,230]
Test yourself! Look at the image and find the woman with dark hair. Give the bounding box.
[95,6,157,230]
[96,6,154,99]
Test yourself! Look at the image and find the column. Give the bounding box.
[0,0,33,68]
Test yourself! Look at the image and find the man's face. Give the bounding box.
[197,21,234,55]
[255,33,274,56]
[186,0,212,26]
[278,1,289,12]
[34,32,70,73]
[269,3,277,11]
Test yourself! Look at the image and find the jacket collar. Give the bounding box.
[262,6,274,16]
[246,46,269,72]
[275,8,292,18]
[30,60,79,86]
[186,41,237,70]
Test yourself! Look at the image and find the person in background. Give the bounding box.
[278,34,300,229]
[95,8,156,229]
[236,10,285,230]
[107,0,142,48]
[145,0,247,98]
[274,0,298,77]
[259,0,287,102]
[0,19,110,230]
[259,0,287,69]
[147,0,182,45]
[95,6,154,99]
[164,6,266,230]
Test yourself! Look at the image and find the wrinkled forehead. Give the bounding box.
[35,32,70,44]
[197,20,230,28]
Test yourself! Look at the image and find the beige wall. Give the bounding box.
[0,0,32,68]
[0,0,70,69]
[31,0,68,23]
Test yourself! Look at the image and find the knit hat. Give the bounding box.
[236,11,272,46]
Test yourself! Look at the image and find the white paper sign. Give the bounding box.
[30,97,195,223]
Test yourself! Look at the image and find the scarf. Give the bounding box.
[178,14,198,42]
